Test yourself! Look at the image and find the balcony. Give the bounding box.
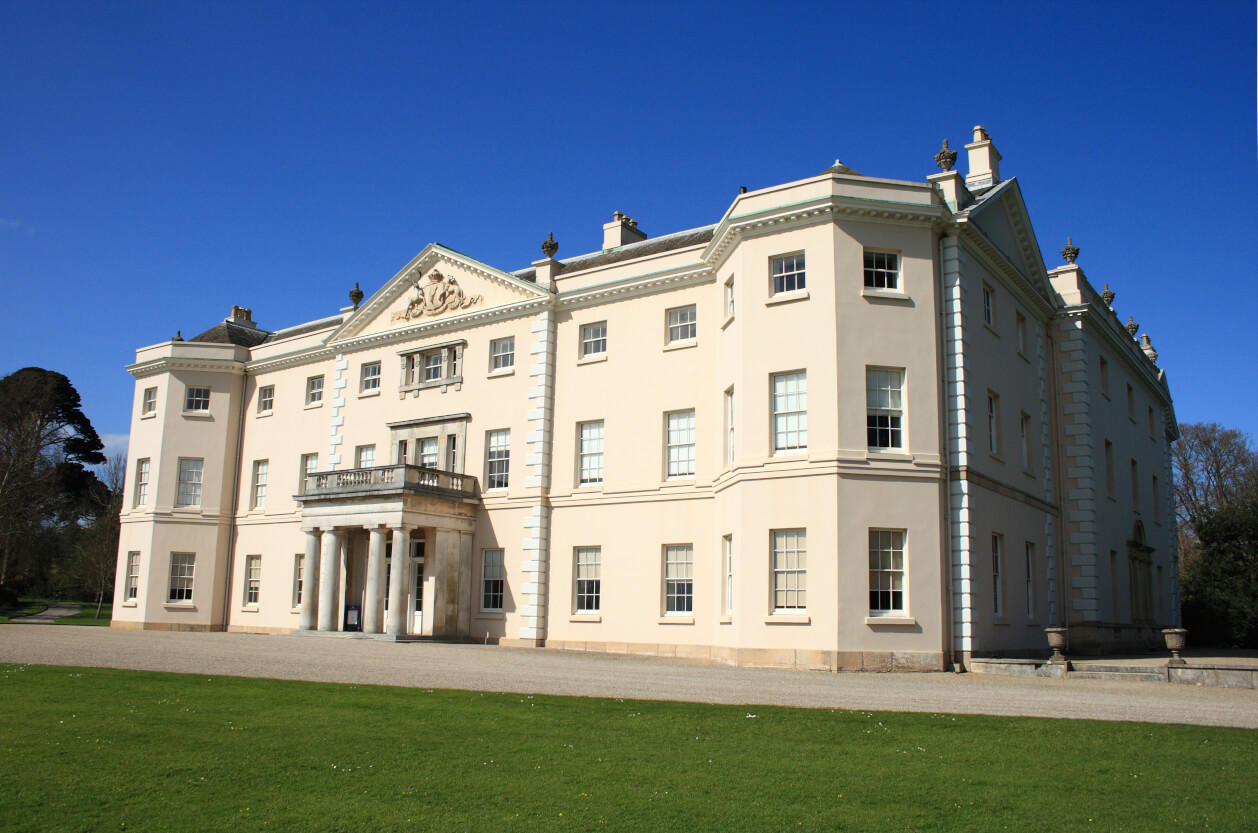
[296,464,479,503]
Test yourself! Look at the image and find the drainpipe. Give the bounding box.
[935,231,958,671]
[220,365,249,630]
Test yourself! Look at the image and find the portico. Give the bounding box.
[295,464,478,638]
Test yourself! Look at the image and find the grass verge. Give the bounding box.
[52,607,111,626]
[0,601,47,624]
[1,664,1254,832]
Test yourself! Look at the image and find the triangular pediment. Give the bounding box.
[965,179,1054,306]
[327,244,549,343]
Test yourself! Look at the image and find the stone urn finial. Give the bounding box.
[1061,237,1080,264]
[1162,628,1188,666]
[172,330,183,342]
[1125,315,1139,337]
[349,282,364,309]
[541,232,559,259]
[1100,283,1115,307]
[1141,333,1158,362]
[935,139,957,172]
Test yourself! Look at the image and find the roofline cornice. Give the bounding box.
[1054,304,1171,405]
[702,194,947,272]
[127,356,247,380]
[557,264,714,312]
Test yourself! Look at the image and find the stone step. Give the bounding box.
[1068,668,1167,682]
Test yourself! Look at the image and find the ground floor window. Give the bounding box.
[575,547,601,612]
[125,552,140,600]
[663,544,693,613]
[771,529,806,611]
[292,553,304,608]
[482,549,505,611]
[244,554,261,606]
[869,529,905,614]
[169,553,195,602]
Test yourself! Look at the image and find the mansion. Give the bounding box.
[112,127,1179,670]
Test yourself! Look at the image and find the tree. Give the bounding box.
[1180,494,1258,647]
[77,453,125,617]
[0,368,105,594]
[1172,422,1258,541]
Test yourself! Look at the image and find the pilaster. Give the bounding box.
[520,306,556,645]
[942,236,973,657]
[1055,315,1100,623]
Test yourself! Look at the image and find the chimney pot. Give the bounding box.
[603,211,648,249]
[964,125,1002,190]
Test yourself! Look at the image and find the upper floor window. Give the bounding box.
[1020,413,1032,470]
[360,362,381,393]
[866,368,904,450]
[250,460,268,510]
[724,277,735,318]
[1099,356,1110,396]
[982,285,994,327]
[424,352,443,382]
[1015,312,1028,354]
[667,306,697,344]
[355,445,375,469]
[581,322,607,358]
[133,458,150,508]
[142,387,157,415]
[401,343,464,390]
[665,410,696,479]
[771,372,807,454]
[987,392,1001,455]
[1148,406,1156,438]
[175,458,203,507]
[486,430,510,490]
[184,387,210,412]
[258,385,274,414]
[578,421,604,485]
[724,387,735,466]
[863,250,899,290]
[1126,384,1135,420]
[418,437,438,468]
[771,253,805,295]
[305,376,324,406]
[490,337,515,371]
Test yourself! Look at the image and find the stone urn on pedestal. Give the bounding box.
[1162,628,1188,666]
[1045,627,1069,662]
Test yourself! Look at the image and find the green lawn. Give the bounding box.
[0,601,46,624]
[0,599,110,626]
[52,606,111,626]
[0,665,1253,832]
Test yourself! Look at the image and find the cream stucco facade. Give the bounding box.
[112,127,1180,670]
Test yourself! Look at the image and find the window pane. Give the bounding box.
[486,430,510,489]
[666,410,696,478]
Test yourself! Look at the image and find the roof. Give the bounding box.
[512,225,716,282]
[819,159,863,176]
[188,319,272,348]
[263,315,344,343]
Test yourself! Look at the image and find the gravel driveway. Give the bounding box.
[3,626,1256,728]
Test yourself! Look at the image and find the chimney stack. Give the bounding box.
[964,125,1002,191]
[603,211,648,250]
[229,305,256,327]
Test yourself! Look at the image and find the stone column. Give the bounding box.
[363,527,387,634]
[317,529,343,632]
[431,527,468,639]
[386,528,410,637]
[298,529,321,631]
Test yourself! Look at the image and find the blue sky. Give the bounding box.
[2,1,1255,460]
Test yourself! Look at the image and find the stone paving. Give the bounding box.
[2,625,1256,729]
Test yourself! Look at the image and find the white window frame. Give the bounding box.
[244,554,261,607]
[481,549,505,612]
[866,368,904,450]
[1099,355,1110,397]
[142,387,158,415]
[770,253,806,295]
[724,276,735,319]
[485,430,510,490]
[184,386,211,413]
[992,533,1003,618]
[355,445,376,469]
[581,322,607,358]
[1127,384,1135,421]
[1105,439,1115,494]
[168,552,195,602]
[423,351,444,382]
[575,547,601,613]
[250,459,268,510]
[305,376,324,406]
[125,552,141,601]
[771,371,807,454]
[490,337,515,371]
[1015,311,1028,354]
[723,534,733,616]
[665,410,696,480]
[1020,412,1032,470]
[863,250,900,290]
[868,529,906,615]
[360,362,381,393]
[666,305,697,344]
[663,544,694,614]
[982,284,994,327]
[987,392,1001,456]
[292,553,304,608]
[771,529,807,612]
[258,385,274,414]
[1024,542,1035,619]
[417,437,438,469]
[133,458,150,508]
[175,458,204,508]
[724,387,735,467]
[577,421,604,486]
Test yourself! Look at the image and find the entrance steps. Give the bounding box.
[969,657,1258,688]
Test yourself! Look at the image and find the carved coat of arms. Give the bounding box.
[390,270,483,322]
